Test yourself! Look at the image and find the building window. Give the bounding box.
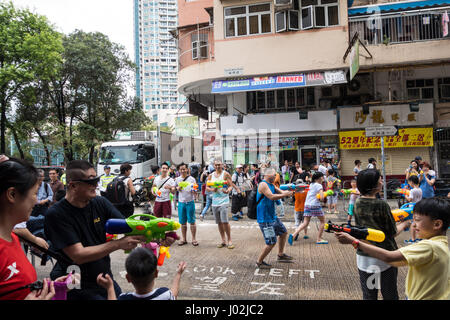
[406,79,434,100]
[185,39,198,58]
[224,3,271,38]
[275,0,338,33]
[246,87,315,113]
[438,77,450,101]
[301,0,339,29]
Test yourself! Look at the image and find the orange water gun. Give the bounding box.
[157,246,171,266]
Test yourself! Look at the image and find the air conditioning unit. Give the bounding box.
[274,0,293,11]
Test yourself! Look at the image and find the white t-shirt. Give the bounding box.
[409,187,423,203]
[175,175,197,203]
[153,175,175,202]
[305,182,323,207]
[318,165,328,175]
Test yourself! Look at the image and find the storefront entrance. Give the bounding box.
[300,146,319,170]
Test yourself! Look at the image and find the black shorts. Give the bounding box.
[231,194,244,214]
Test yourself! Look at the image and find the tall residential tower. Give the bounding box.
[134,0,186,127]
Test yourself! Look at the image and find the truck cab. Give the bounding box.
[97,131,157,180]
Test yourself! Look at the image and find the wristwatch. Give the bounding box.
[352,239,360,249]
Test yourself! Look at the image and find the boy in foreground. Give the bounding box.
[335,198,449,300]
[97,247,187,300]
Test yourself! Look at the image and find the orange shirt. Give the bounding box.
[294,191,307,212]
[274,173,281,188]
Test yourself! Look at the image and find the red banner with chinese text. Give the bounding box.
[339,127,434,149]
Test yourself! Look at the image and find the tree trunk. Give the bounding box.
[9,125,24,159]
[1,99,6,154]
[35,126,51,165]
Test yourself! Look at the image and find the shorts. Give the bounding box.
[178,201,196,224]
[327,194,338,205]
[212,205,229,224]
[153,200,172,218]
[258,217,287,245]
[348,203,355,216]
[295,211,304,227]
[231,194,244,214]
[304,205,324,217]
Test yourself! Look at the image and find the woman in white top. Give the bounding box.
[288,172,328,245]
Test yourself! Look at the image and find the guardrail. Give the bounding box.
[178,25,214,71]
[349,7,450,45]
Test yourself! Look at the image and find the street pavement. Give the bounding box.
[32,198,438,300]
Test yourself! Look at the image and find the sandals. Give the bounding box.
[192,240,199,246]
[178,241,188,246]
[217,243,226,248]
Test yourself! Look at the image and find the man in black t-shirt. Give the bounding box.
[44,160,175,300]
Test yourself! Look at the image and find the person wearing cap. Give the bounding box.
[99,165,115,197]
[231,165,245,221]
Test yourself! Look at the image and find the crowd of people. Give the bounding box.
[0,152,449,301]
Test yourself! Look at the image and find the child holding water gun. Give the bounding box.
[97,247,187,300]
[336,198,450,300]
[346,179,360,226]
[293,179,309,239]
[349,169,410,300]
[404,175,422,244]
[288,172,328,245]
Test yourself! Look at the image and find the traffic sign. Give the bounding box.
[365,126,398,137]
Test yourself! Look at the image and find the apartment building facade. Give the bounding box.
[134,0,187,127]
[176,0,450,178]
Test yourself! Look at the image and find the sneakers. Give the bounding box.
[303,235,309,239]
[277,253,294,262]
[256,261,272,269]
[316,239,328,244]
[232,216,239,221]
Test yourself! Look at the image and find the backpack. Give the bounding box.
[104,176,128,205]
[247,183,266,219]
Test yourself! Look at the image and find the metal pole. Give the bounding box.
[381,136,387,201]
[157,125,161,166]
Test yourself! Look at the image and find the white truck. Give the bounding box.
[97,131,157,180]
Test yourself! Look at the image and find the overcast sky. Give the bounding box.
[10,0,135,61]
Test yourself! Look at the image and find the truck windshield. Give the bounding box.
[99,146,140,165]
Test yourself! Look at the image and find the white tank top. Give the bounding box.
[211,171,229,207]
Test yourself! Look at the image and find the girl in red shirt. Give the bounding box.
[0,156,55,300]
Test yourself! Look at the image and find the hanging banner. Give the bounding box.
[339,127,433,149]
[211,70,347,93]
[175,116,199,137]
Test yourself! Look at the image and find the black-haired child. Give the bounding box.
[97,247,186,300]
[336,198,450,300]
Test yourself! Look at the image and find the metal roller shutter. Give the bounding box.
[340,147,431,177]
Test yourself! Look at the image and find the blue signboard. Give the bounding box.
[212,75,306,93]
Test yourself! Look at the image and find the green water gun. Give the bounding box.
[178,181,199,191]
[105,214,181,243]
[207,180,228,189]
[317,190,334,199]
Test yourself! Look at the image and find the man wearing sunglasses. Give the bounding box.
[44,160,175,300]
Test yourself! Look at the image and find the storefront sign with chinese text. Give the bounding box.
[339,127,433,149]
[339,103,433,129]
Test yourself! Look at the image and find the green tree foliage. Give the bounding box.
[0,1,63,153]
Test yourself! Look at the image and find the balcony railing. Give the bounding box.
[349,7,450,45]
[178,25,214,71]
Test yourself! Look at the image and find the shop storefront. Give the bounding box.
[220,110,338,169]
[338,103,434,180]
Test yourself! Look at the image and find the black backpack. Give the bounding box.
[247,184,265,219]
[104,176,127,205]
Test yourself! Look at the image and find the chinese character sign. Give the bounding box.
[339,128,433,149]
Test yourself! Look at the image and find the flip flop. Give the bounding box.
[217,243,226,248]
[178,241,188,246]
[192,241,199,246]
